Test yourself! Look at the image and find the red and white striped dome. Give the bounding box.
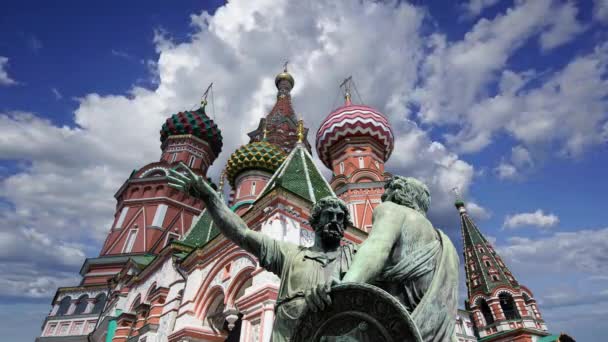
[316,103,394,169]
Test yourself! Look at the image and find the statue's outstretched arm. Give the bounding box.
[342,202,402,283]
[167,163,265,256]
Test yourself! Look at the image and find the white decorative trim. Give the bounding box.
[139,167,169,178]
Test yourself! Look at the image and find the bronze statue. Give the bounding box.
[340,176,460,342]
[168,164,355,342]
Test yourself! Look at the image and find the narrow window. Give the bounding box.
[251,181,257,195]
[339,162,345,174]
[188,155,196,168]
[236,186,241,198]
[358,157,364,168]
[492,275,499,281]
[499,293,521,319]
[70,321,84,335]
[74,295,89,314]
[45,323,57,336]
[115,207,129,229]
[151,204,168,227]
[485,261,491,267]
[480,299,495,325]
[59,323,71,336]
[123,229,138,253]
[170,153,177,163]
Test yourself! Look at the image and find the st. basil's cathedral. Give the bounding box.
[36,68,558,342]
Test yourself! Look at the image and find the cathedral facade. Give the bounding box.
[36,69,550,342]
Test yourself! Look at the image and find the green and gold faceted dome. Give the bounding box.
[160,104,223,158]
[225,141,286,186]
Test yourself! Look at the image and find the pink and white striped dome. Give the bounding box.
[316,103,394,169]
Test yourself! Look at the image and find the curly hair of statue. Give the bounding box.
[385,176,431,214]
[308,196,353,229]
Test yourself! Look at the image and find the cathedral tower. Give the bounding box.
[456,199,549,341]
[227,66,307,213]
[316,78,394,231]
[97,99,222,259]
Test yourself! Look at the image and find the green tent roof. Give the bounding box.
[181,209,220,248]
[258,141,335,203]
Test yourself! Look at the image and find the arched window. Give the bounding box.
[485,260,491,267]
[205,292,226,330]
[92,293,107,314]
[130,295,141,312]
[499,293,520,320]
[73,295,89,315]
[479,299,494,325]
[146,283,157,302]
[491,275,499,281]
[339,162,345,174]
[56,296,72,316]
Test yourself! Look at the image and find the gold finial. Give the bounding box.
[339,76,353,105]
[297,119,304,143]
[262,120,268,141]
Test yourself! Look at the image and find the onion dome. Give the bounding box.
[275,63,294,98]
[160,104,223,158]
[275,70,294,89]
[225,141,286,187]
[316,101,394,169]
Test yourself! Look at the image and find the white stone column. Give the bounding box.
[261,302,275,342]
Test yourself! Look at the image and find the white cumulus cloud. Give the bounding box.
[503,209,559,229]
[0,0,478,300]
[461,0,500,18]
[0,56,17,86]
[594,0,608,23]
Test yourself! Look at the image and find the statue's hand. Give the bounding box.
[167,162,215,201]
[304,283,332,313]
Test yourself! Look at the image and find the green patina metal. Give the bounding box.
[230,200,254,212]
[79,254,156,276]
[105,309,122,342]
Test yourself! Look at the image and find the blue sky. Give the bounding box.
[1,1,607,341]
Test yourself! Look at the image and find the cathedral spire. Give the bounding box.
[247,65,311,153]
[456,195,548,340]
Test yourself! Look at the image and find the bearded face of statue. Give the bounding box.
[314,205,346,245]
